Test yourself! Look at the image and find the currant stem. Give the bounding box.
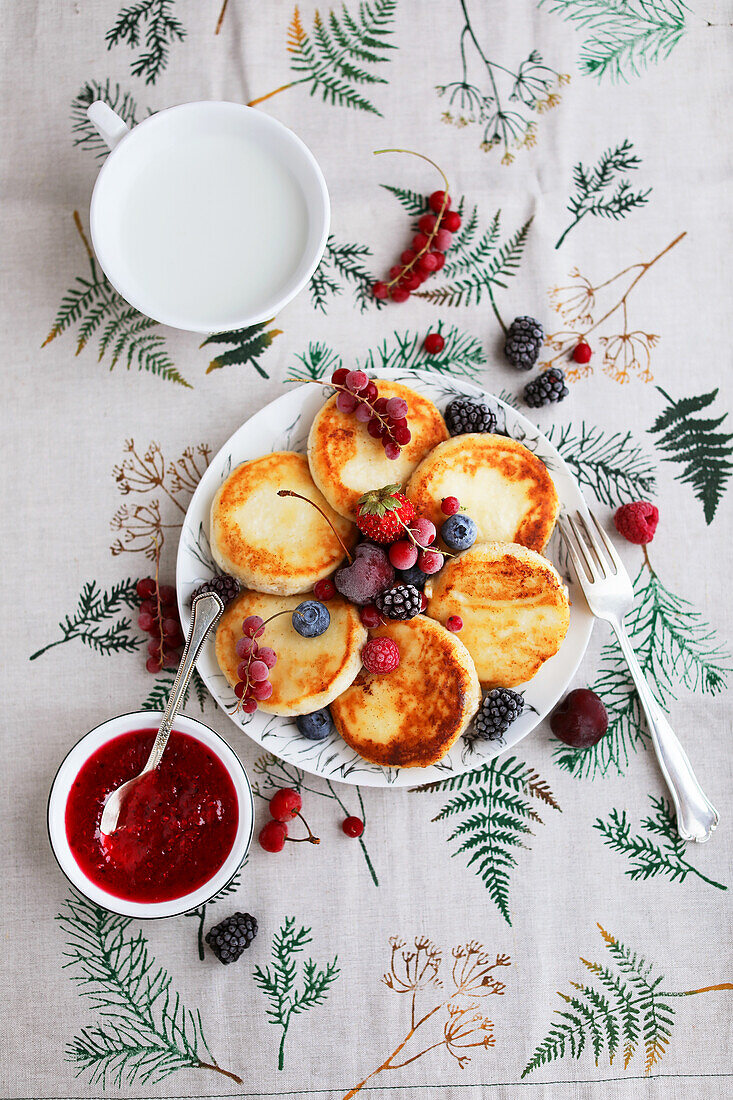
[284,375,405,457]
[286,812,321,845]
[277,490,353,563]
[373,148,451,288]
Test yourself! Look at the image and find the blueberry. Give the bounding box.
[292,600,330,638]
[441,514,478,551]
[296,708,333,741]
[397,564,428,590]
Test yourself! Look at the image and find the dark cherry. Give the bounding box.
[550,689,609,748]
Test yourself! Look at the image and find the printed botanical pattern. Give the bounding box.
[200,321,283,377]
[185,868,244,960]
[437,0,568,163]
[248,1,396,114]
[253,916,339,1070]
[141,667,207,713]
[106,0,186,85]
[111,439,211,559]
[541,232,686,383]
[344,937,510,1097]
[57,891,242,1087]
[30,578,141,661]
[649,387,733,525]
[416,757,560,925]
[553,551,730,780]
[539,0,690,82]
[546,422,657,506]
[251,754,378,885]
[594,796,727,890]
[555,139,651,248]
[71,80,147,159]
[522,922,732,1078]
[43,213,189,388]
[309,235,383,313]
[293,323,487,383]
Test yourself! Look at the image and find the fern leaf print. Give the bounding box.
[71,80,146,159]
[249,1,397,114]
[649,387,733,524]
[106,0,186,85]
[30,578,141,661]
[522,923,732,1078]
[546,422,657,506]
[555,139,652,248]
[309,235,384,313]
[201,321,283,377]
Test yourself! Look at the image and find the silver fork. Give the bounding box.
[558,510,719,843]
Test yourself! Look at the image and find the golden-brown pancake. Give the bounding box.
[307,380,448,520]
[210,451,356,595]
[215,590,366,717]
[330,616,480,768]
[406,433,560,553]
[425,541,570,688]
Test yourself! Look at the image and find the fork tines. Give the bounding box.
[558,509,624,584]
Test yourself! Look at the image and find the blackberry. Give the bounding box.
[473,688,524,741]
[191,574,240,607]
[397,564,428,590]
[445,396,497,437]
[505,316,544,370]
[375,583,422,621]
[205,912,258,964]
[524,367,569,409]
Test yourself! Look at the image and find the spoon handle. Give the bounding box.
[142,591,225,773]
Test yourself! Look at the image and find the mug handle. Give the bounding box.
[86,101,130,151]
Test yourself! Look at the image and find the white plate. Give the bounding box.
[176,368,593,787]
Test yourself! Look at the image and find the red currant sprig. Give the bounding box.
[232,609,300,714]
[136,561,184,675]
[258,787,320,851]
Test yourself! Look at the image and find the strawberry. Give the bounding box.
[355,485,416,545]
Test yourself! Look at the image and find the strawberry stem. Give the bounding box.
[277,490,353,563]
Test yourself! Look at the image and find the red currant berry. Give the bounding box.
[392,424,412,445]
[159,585,176,606]
[429,190,451,214]
[136,578,157,600]
[161,648,179,668]
[419,548,444,574]
[390,287,410,303]
[346,370,368,393]
[384,440,401,459]
[360,604,382,628]
[138,611,154,632]
[243,615,264,638]
[146,655,162,674]
[412,232,429,252]
[433,228,453,252]
[162,618,179,638]
[332,367,349,386]
[441,496,460,515]
[342,816,364,838]
[389,539,418,570]
[411,517,437,545]
[432,251,446,270]
[355,402,373,423]
[573,342,592,364]
[242,698,257,713]
[385,396,408,418]
[259,820,288,852]
[139,599,155,616]
[418,213,437,235]
[424,332,445,355]
[147,639,161,658]
[234,681,246,698]
[417,252,439,273]
[442,210,462,232]
[249,659,269,682]
[402,272,421,292]
[337,390,359,414]
[236,660,250,681]
[314,578,336,601]
[257,645,277,668]
[388,265,403,280]
[364,379,379,400]
[252,679,273,701]
[420,592,428,612]
[371,282,388,300]
[401,249,416,265]
[270,788,302,821]
[373,397,389,413]
[368,419,386,439]
[235,635,256,659]
[446,615,463,632]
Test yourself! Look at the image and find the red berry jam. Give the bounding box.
[65,729,239,903]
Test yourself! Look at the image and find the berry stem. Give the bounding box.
[232,608,304,713]
[284,377,405,456]
[396,516,453,557]
[246,77,309,107]
[277,489,353,563]
[373,148,451,288]
[286,812,320,845]
[153,536,165,663]
[214,0,229,33]
[197,1060,244,1085]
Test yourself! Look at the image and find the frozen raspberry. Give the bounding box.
[362,637,400,674]
[614,501,659,545]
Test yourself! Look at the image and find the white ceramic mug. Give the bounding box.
[86,100,330,333]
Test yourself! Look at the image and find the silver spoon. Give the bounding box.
[99,590,225,837]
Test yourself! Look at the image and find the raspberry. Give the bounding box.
[362,637,400,674]
[573,342,592,364]
[424,332,445,355]
[269,788,302,821]
[342,816,364,837]
[614,501,659,545]
[441,496,460,515]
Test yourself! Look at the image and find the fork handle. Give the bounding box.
[612,622,719,843]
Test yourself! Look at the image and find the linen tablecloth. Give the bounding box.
[2,2,732,1097]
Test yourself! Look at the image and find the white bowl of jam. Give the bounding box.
[48,712,253,918]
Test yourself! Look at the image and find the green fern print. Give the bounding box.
[309,234,384,313]
[648,386,733,525]
[384,187,532,329]
[57,891,242,1088]
[253,916,340,1070]
[555,140,651,248]
[595,795,727,890]
[185,867,244,961]
[30,578,141,661]
[553,559,730,780]
[71,79,147,159]
[546,422,657,506]
[539,0,689,82]
[106,0,186,85]
[142,668,208,714]
[522,922,732,1078]
[249,1,397,115]
[292,323,488,384]
[201,321,283,378]
[416,757,561,925]
[251,753,378,886]
[43,213,189,388]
